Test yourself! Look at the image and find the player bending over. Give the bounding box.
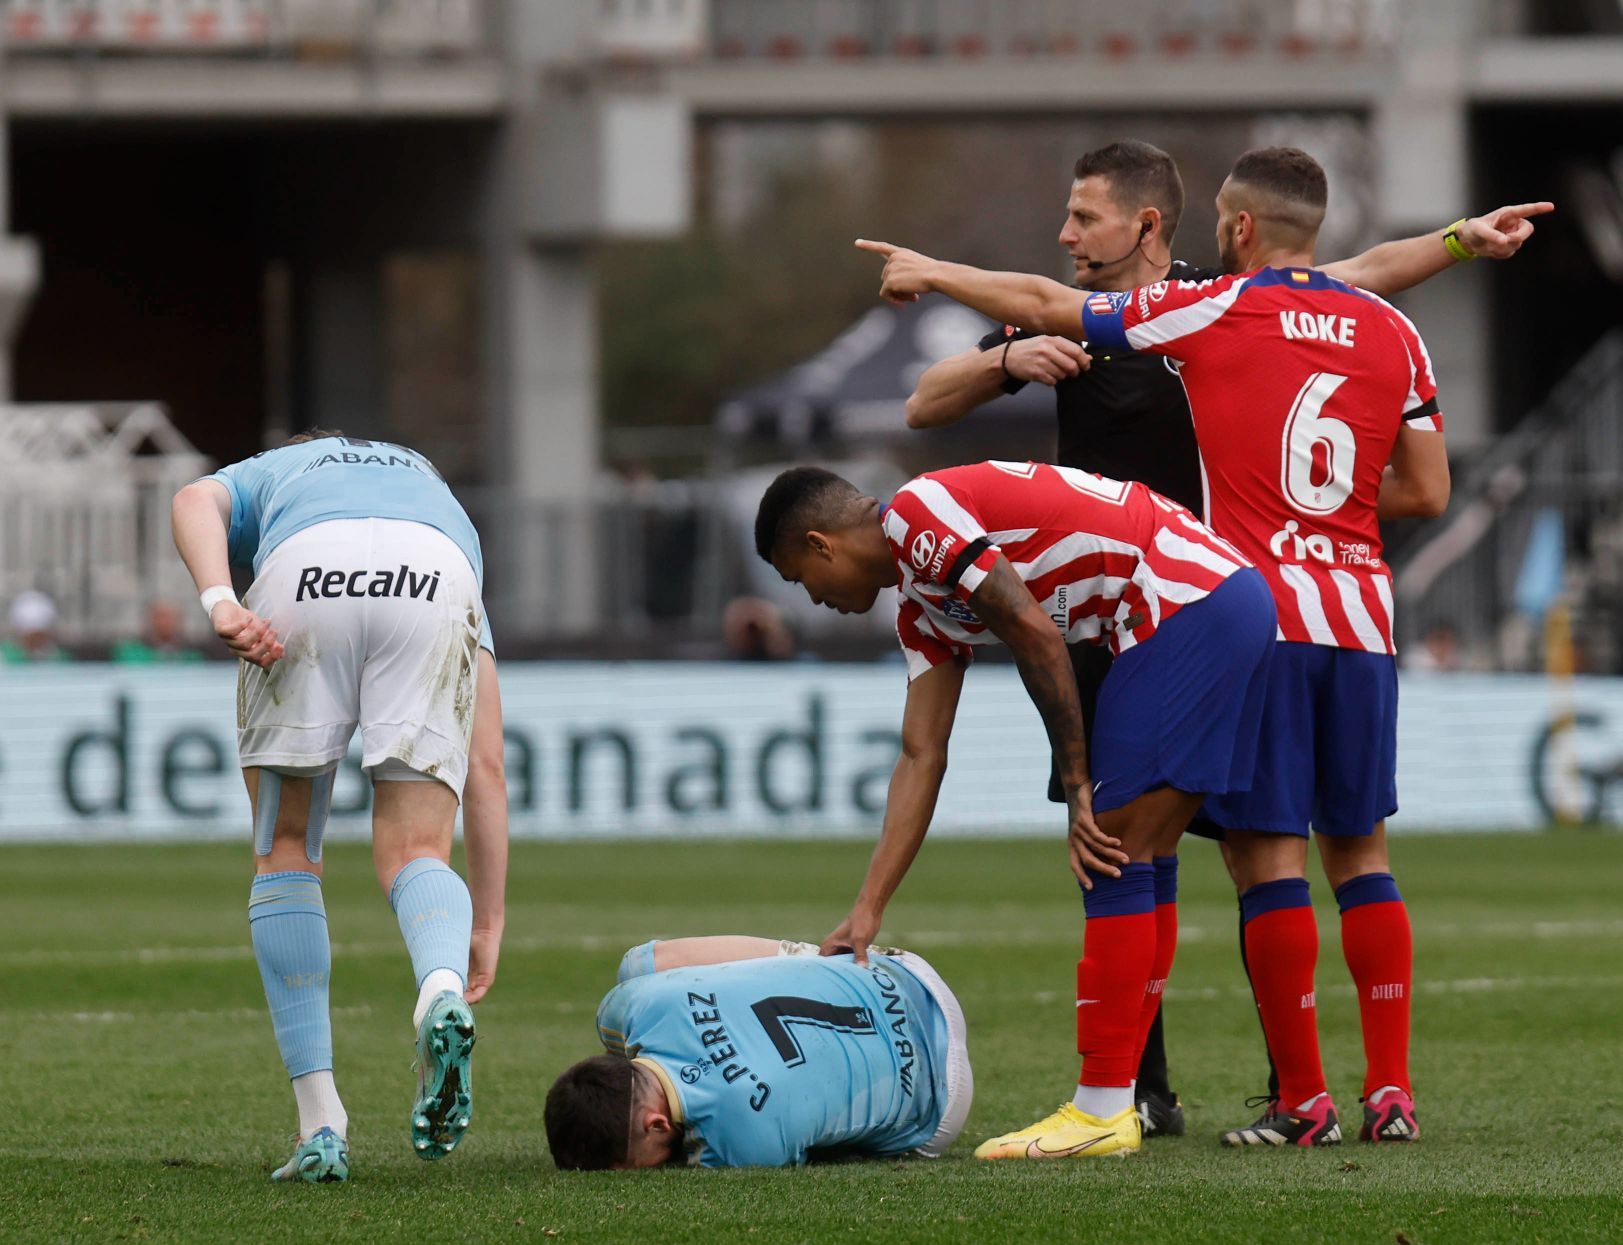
[171,430,509,1182]
[858,145,1463,1147]
[545,936,972,1168]
[755,461,1276,1160]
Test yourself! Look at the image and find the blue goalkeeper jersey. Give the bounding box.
[596,954,949,1167]
[204,437,492,649]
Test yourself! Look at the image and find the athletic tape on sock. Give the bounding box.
[1082,861,1157,917]
[1333,871,1402,912]
[253,770,283,857]
[1239,876,1311,925]
[1152,855,1179,906]
[305,768,336,864]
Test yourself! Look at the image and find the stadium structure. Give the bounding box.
[0,0,1619,664]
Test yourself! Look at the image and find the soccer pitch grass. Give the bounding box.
[4,833,1620,1244]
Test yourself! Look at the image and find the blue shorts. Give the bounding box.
[1090,568,1276,814]
[1201,641,1398,838]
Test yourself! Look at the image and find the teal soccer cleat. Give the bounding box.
[411,991,476,1160]
[271,1126,349,1183]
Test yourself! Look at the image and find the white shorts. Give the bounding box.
[237,517,485,798]
[891,950,974,1159]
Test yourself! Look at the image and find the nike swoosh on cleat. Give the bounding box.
[1027,1134,1112,1158]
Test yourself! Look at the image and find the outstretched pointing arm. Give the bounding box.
[856,239,1088,338]
[1319,202,1554,295]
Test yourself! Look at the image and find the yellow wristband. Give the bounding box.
[1443,219,1476,262]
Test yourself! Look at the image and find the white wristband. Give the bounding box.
[199,585,239,618]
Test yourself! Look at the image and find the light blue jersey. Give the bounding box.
[206,437,492,650]
[597,954,949,1167]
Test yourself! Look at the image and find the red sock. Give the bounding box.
[1241,880,1326,1109]
[1078,913,1156,1086]
[1133,899,1178,1068]
[1336,874,1412,1098]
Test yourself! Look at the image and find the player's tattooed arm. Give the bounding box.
[968,557,1126,884]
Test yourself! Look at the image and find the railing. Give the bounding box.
[0,0,487,56]
[1394,331,1623,672]
[0,404,209,644]
[707,0,1407,61]
[458,471,902,657]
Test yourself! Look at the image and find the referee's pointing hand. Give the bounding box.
[855,238,935,305]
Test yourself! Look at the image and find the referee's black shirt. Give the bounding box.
[976,260,1218,518]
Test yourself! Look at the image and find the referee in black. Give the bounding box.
[904,139,1551,1136]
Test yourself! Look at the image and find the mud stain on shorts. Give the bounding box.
[261,630,321,709]
[422,607,479,747]
[238,629,320,723]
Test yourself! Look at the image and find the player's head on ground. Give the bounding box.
[755,467,897,615]
[1062,139,1184,288]
[545,1054,683,1170]
[1216,146,1327,274]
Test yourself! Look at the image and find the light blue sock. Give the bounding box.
[390,857,473,990]
[248,871,333,1079]
[617,940,658,983]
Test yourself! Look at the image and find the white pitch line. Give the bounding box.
[0,933,632,969]
[5,915,1620,970]
[34,1005,374,1025]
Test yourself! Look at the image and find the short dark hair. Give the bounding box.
[1228,146,1328,212]
[753,467,862,563]
[283,428,345,446]
[545,1055,637,1171]
[1073,140,1185,243]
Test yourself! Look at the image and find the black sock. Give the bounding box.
[1238,898,1281,1099]
[1135,1004,1172,1098]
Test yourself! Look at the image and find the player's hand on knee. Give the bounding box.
[820,906,880,966]
[1007,336,1091,385]
[211,601,285,669]
[1066,790,1126,889]
[465,926,501,1004]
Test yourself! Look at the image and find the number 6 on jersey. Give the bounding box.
[1281,372,1353,515]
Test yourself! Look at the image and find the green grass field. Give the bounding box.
[4,832,1621,1244]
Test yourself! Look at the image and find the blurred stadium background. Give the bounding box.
[1,0,1621,841]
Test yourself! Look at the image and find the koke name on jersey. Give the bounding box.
[1279,310,1356,347]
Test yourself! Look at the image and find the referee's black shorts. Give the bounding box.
[1047,640,1225,840]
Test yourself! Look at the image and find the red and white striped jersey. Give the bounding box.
[883,460,1251,681]
[1082,267,1444,654]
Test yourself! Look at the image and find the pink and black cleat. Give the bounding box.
[1220,1092,1342,1147]
[1360,1087,1419,1142]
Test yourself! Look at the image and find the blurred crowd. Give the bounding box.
[2,589,814,666]
[1,591,206,664]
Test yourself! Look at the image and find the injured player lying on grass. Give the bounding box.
[544,936,972,1168]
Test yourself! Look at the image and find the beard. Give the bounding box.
[1218,228,1242,275]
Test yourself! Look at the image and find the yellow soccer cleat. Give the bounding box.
[973,1102,1142,1160]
